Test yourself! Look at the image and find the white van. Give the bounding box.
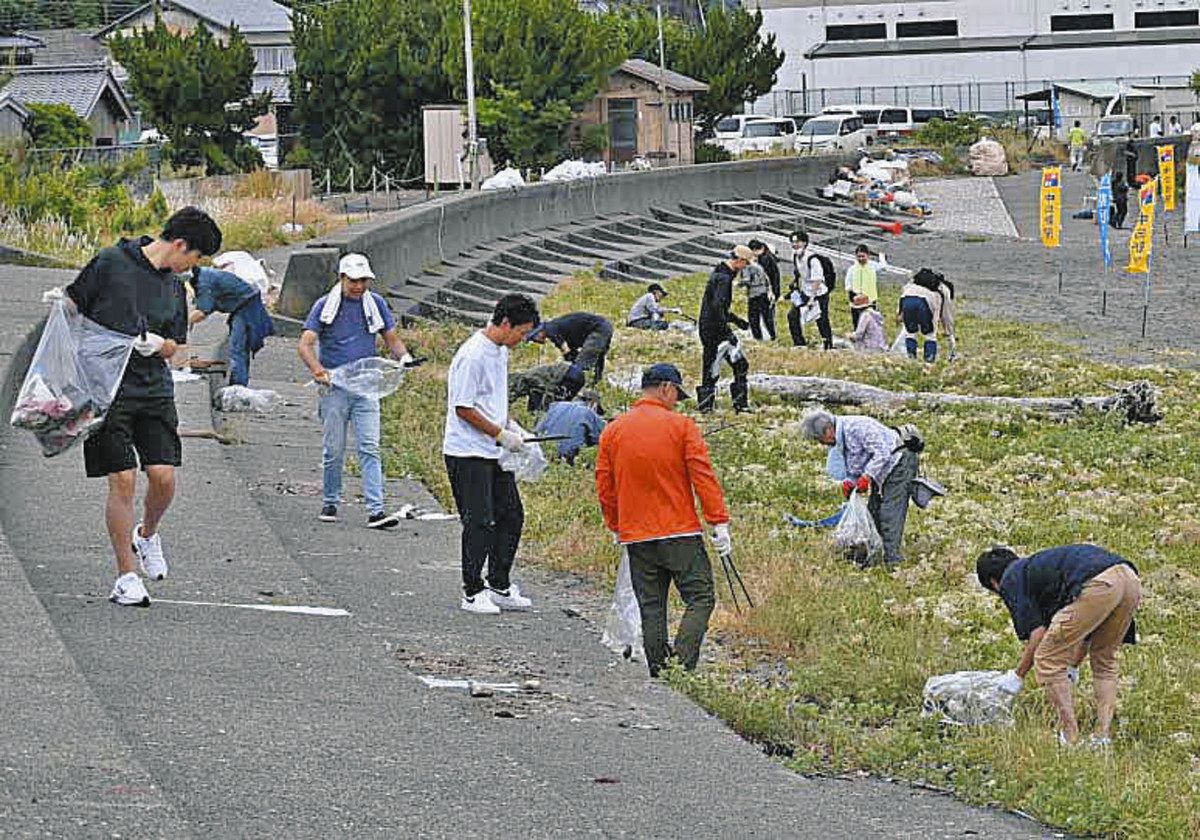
[821,104,884,131]
[711,117,797,156]
[712,114,773,144]
[876,106,957,137]
[796,114,872,154]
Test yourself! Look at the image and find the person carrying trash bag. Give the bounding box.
[187,266,275,386]
[298,253,414,529]
[976,544,1142,747]
[62,207,222,607]
[800,408,920,567]
[698,245,753,413]
[787,231,833,350]
[596,363,730,677]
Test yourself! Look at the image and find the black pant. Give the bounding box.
[1111,198,1128,229]
[787,292,832,348]
[444,455,524,596]
[698,333,749,412]
[747,295,775,341]
[627,536,715,677]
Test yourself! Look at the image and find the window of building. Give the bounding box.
[253,46,296,72]
[1135,9,1199,28]
[668,101,693,122]
[824,23,886,41]
[895,19,958,38]
[1050,13,1115,31]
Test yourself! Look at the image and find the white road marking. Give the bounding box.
[153,599,350,616]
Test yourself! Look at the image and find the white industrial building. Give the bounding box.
[750,0,1200,119]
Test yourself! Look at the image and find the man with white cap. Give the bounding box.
[298,253,412,528]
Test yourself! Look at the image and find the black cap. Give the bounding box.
[647,283,667,297]
[641,363,690,400]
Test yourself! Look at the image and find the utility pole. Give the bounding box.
[657,1,668,164]
[462,0,479,189]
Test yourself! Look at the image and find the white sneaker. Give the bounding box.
[132,524,168,581]
[488,584,532,611]
[460,590,501,615]
[109,572,150,607]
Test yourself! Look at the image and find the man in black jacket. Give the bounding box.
[527,311,613,384]
[697,246,752,413]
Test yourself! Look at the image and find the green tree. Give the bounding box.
[109,15,270,174]
[622,4,783,136]
[291,0,455,179]
[446,0,625,168]
[24,103,93,148]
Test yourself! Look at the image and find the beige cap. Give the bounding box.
[732,244,757,263]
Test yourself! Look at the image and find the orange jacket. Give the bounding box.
[595,397,729,543]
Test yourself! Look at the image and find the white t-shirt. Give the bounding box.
[443,330,509,459]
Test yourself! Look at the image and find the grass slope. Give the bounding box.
[381,272,1200,839]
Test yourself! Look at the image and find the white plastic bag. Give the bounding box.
[217,385,277,413]
[601,548,644,661]
[799,301,822,325]
[329,357,406,399]
[213,251,272,301]
[10,301,134,457]
[890,330,909,356]
[497,422,549,481]
[481,166,526,191]
[922,670,1015,726]
[832,490,883,566]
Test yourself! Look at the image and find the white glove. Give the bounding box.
[1067,666,1080,686]
[41,286,65,303]
[132,332,166,357]
[496,428,525,453]
[398,352,415,367]
[997,670,1023,696]
[712,523,732,556]
[610,531,621,545]
[668,307,683,315]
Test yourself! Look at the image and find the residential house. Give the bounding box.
[0,32,46,66]
[574,59,708,166]
[0,94,31,142]
[94,0,295,107]
[0,65,134,145]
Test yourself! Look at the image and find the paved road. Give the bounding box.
[0,265,1050,838]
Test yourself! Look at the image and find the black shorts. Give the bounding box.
[84,395,181,478]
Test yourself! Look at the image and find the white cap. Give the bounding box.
[338,253,375,280]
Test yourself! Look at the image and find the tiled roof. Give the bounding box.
[97,0,292,36]
[618,59,709,93]
[25,29,108,66]
[1,66,132,121]
[0,33,45,50]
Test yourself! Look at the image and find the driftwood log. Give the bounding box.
[748,375,1162,424]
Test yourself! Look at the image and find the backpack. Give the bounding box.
[808,252,835,285]
[892,423,925,454]
[912,268,945,294]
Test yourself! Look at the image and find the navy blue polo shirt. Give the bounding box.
[998,544,1137,640]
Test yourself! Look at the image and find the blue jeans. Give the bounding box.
[900,296,937,362]
[319,386,384,515]
[228,309,252,386]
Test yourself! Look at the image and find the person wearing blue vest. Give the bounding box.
[298,253,412,529]
[187,266,275,386]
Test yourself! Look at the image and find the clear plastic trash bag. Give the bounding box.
[329,357,406,399]
[601,548,645,661]
[497,422,549,481]
[10,301,134,457]
[217,385,278,413]
[832,490,883,566]
[922,670,1016,727]
[890,330,909,356]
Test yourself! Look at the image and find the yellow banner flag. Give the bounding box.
[1039,166,1062,248]
[1127,179,1157,274]
[1157,145,1176,212]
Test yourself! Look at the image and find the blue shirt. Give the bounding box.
[999,544,1137,640]
[829,415,903,485]
[193,267,259,315]
[303,291,395,369]
[535,401,606,460]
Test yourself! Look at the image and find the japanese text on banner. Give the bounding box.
[1097,173,1112,268]
[1157,145,1176,212]
[1039,166,1061,248]
[1126,179,1157,274]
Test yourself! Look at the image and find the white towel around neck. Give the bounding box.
[319,285,385,334]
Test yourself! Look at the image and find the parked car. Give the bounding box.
[712,114,774,143]
[821,104,883,128]
[1094,114,1136,143]
[710,117,797,156]
[873,106,958,137]
[796,114,873,155]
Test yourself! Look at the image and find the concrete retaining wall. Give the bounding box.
[277,156,838,319]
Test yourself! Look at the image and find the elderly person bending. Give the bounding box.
[976,544,1141,746]
[800,409,918,566]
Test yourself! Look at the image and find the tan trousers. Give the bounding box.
[1035,564,1141,685]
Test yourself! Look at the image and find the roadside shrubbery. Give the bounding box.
[382,271,1200,838]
